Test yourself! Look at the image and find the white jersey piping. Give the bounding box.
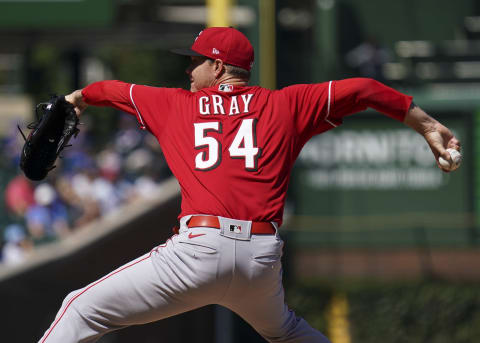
[325,80,337,127]
[129,84,146,130]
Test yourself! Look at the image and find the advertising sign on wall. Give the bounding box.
[292,112,471,219]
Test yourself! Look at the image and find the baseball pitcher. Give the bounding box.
[37,27,460,343]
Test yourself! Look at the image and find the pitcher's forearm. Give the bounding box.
[403,103,438,136]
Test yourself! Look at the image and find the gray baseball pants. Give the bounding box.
[38,216,330,343]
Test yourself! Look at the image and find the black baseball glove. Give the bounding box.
[18,95,80,181]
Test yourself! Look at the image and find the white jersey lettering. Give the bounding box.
[211,95,225,115]
[199,96,210,115]
[229,96,240,115]
[241,94,253,113]
[199,94,254,116]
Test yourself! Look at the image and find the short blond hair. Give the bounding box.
[206,58,251,80]
[225,64,251,80]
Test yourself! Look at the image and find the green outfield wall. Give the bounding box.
[289,105,479,249]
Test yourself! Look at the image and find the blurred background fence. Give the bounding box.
[1,0,480,342]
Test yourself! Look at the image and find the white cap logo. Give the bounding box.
[212,48,220,55]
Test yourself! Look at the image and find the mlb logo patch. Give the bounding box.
[219,84,233,92]
[230,225,242,233]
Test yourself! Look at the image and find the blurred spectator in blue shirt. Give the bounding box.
[2,224,33,265]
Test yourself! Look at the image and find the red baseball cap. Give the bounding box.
[172,27,254,71]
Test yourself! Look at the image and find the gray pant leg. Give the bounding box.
[225,236,331,343]
[38,233,221,343]
[228,284,331,343]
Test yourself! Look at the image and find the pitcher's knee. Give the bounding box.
[60,290,77,309]
[59,289,101,326]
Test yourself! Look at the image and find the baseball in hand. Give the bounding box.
[438,148,462,171]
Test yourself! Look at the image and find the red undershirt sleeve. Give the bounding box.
[330,78,413,122]
[82,80,176,136]
[283,78,412,144]
[82,80,136,115]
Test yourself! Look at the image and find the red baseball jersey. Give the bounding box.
[82,78,412,226]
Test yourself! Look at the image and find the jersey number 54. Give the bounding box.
[194,118,261,171]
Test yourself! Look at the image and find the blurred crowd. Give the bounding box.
[0,111,171,266]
